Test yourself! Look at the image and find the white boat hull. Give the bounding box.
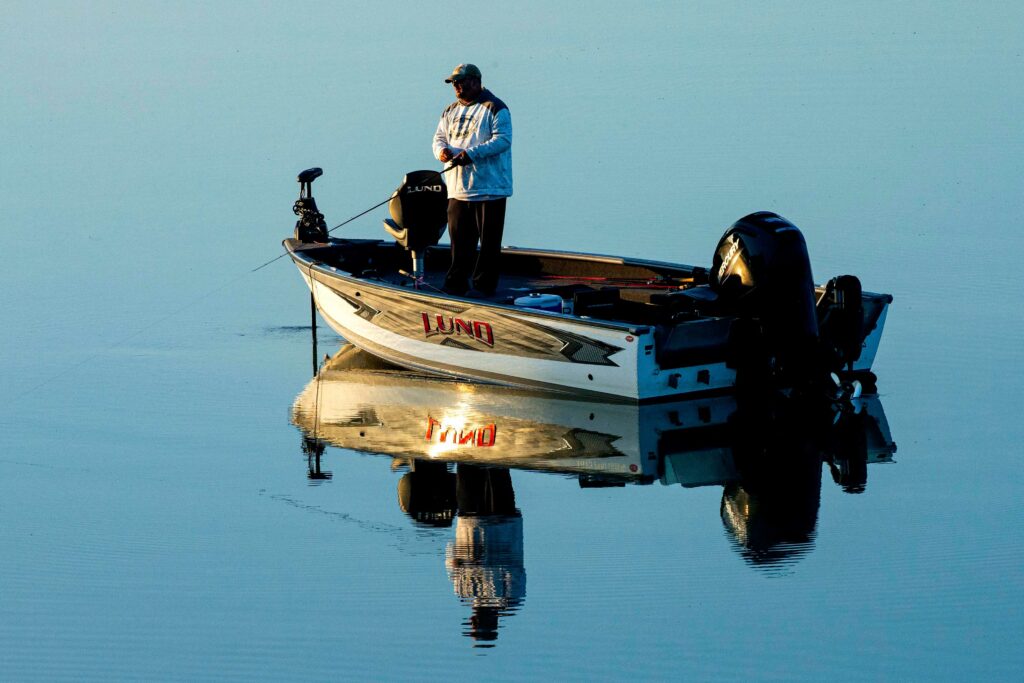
[299,265,736,402]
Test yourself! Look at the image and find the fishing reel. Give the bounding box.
[293,167,329,243]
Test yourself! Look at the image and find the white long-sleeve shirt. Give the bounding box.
[432,89,513,201]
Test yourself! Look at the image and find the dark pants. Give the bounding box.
[444,198,506,295]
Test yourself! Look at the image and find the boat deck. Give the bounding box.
[288,238,705,327]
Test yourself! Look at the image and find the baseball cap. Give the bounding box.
[444,63,482,83]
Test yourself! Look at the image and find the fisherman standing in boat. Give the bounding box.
[433,63,513,297]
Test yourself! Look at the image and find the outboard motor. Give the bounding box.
[383,170,448,280]
[293,167,329,243]
[816,274,865,373]
[711,211,819,385]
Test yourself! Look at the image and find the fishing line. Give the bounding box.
[541,275,695,282]
[535,275,696,290]
[312,367,323,447]
[398,269,446,294]
[13,163,457,401]
[11,268,256,402]
[251,163,458,273]
[329,163,456,235]
[308,261,324,445]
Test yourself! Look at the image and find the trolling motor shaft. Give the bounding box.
[294,167,329,242]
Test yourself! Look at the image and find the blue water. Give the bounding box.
[2,2,1022,679]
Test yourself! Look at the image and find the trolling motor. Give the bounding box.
[294,167,329,242]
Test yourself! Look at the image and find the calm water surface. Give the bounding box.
[2,2,1022,680]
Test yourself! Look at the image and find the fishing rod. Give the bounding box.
[536,274,697,290]
[15,163,459,401]
[251,162,460,273]
[328,162,459,234]
[399,269,445,293]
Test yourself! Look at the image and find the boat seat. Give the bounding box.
[381,215,446,254]
[382,217,410,246]
[381,170,449,277]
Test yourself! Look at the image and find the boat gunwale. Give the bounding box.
[284,238,661,336]
[284,238,893,305]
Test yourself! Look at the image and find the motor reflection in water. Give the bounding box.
[291,345,896,644]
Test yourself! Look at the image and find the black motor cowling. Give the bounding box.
[711,211,819,383]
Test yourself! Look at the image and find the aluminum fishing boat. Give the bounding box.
[284,168,891,401]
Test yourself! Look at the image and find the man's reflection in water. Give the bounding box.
[397,461,524,646]
[447,465,524,646]
[719,398,871,572]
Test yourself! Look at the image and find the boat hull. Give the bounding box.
[296,263,735,401]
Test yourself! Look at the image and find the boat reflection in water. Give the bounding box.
[291,345,896,643]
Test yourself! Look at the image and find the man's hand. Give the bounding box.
[452,151,471,167]
[439,148,454,163]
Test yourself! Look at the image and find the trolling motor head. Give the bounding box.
[293,167,329,243]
